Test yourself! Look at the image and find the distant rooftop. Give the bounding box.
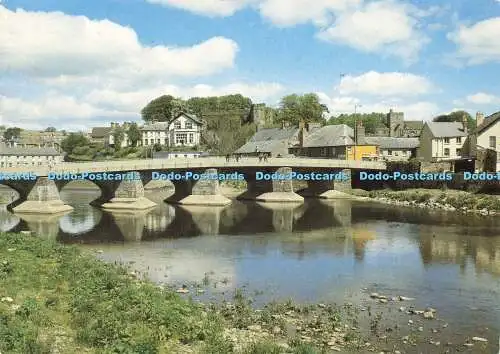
[0,145,62,156]
[425,122,468,137]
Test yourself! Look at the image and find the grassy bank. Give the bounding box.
[354,188,500,214]
[0,233,372,353]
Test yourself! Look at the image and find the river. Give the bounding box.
[1,186,499,352]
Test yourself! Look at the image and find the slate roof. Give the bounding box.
[91,127,112,138]
[365,137,420,149]
[141,112,203,131]
[0,146,62,156]
[234,126,299,154]
[174,112,203,125]
[425,122,468,138]
[301,125,355,148]
[403,121,424,130]
[476,111,500,134]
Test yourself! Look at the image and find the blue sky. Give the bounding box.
[0,0,499,130]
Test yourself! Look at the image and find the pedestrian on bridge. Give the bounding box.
[258,153,263,162]
[263,153,268,162]
[225,154,230,162]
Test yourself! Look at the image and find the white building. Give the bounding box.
[140,112,203,148]
[470,111,500,171]
[417,121,468,162]
[0,146,64,168]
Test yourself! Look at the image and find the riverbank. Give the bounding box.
[1,232,495,353]
[351,188,500,216]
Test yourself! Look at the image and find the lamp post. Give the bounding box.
[354,104,362,161]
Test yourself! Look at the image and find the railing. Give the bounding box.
[0,157,386,175]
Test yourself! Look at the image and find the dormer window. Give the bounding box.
[174,121,181,129]
[444,138,450,144]
[185,121,193,129]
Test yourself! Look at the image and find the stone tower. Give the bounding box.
[387,109,404,137]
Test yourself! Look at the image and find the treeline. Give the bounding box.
[327,113,387,134]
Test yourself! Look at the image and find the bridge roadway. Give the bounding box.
[0,157,386,215]
[1,157,386,175]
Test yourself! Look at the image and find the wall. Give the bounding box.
[347,145,378,161]
[417,125,433,161]
[477,121,500,153]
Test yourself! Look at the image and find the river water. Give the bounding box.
[1,186,499,352]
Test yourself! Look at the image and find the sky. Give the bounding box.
[0,0,499,130]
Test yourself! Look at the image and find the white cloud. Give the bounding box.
[258,0,360,27]
[338,71,434,97]
[316,1,428,62]
[466,92,500,105]
[1,82,284,129]
[448,17,500,64]
[0,5,238,84]
[145,0,254,17]
[317,92,439,120]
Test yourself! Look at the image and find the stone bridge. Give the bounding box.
[0,157,385,214]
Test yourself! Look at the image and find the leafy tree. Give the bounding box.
[433,110,474,130]
[328,113,387,134]
[112,127,125,151]
[141,95,176,122]
[61,133,90,154]
[278,93,328,126]
[127,123,141,147]
[3,127,22,141]
[45,127,57,132]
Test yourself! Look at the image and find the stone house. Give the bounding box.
[373,110,424,137]
[464,111,500,171]
[234,123,301,157]
[140,112,203,148]
[417,120,468,162]
[290,122,379,161]
[0,145,63,168]
[364,137,419,161]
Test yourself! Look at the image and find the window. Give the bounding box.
[490,136,497,148]
[444,138,450,144]
[150,139,154,145]
[444,148,450,156]
[456,137,462,144]
[164,138,168,145]
[387,150,392,155]
[144,140,148,145]
[157,139,160,144]
[174,121,181,129]
[320,147,327,156]
[394,151,399,156]
[176,133,187,144]
[189,133,194,143]
[456,148,461,156]
[185,121,193,129]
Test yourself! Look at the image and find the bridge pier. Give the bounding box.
[12,177,74,214]
[238,167,303,203]
[100,173,156,212]
[298,169,352,199]
[167,169,231,206]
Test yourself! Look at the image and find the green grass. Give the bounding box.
[0,233,367,354]
[367,188,500,211]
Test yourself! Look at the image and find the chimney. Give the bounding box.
[476,112,484,127]
[356,121,366,145]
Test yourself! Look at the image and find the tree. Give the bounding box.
[45,127,57,132]
[127,123,141,147]
[328,113,387,134]
[3,127,22,141]
[433,110,474,130]
[141,95,176,122]
[112,127,125,151]
[61,133,90,154]
[278,93,328,126]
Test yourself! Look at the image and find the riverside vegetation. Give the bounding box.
[2,232,492,354]
[352,188,500,215]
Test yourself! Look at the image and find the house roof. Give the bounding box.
[476,111,500,135]
[91,127,112,138]
[425,122,468,138]
[403,121,424,130]
[141,111,204,131]
[174,112,203,125]
[301,124,355,148]
[235,139,290,154]
[0,146,62,156]
[249,126,300,142]
[365,137,420,149]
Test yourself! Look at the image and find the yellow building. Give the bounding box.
[346,145,379,161]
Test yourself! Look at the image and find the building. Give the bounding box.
[89,122,133,148]
[465,111,500,171]
[0,145,63,168]
[3,130,65,151]
[364,137,419,161]
[385,109,424,137]
[140,112,203,148]
[234,123,300,157]
[245,103,280,128]
[417,120,468,162]
[90,126,113,145]
[290,122,379,161]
